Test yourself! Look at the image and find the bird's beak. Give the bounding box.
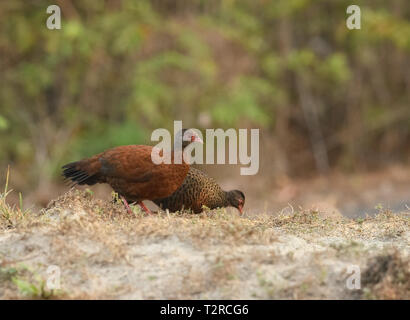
[238,204,243,215]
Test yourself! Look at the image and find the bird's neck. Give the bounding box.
[170,149,190,165]
[220,190,231,207]
[171,142,193,164]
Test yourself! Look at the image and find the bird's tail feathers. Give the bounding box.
[62,159,100,186]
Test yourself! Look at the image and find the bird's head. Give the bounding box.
[227,190,245,215]
[177,128,203,149]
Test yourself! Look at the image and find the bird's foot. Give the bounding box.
[138,201,152,215]
[120,196,134,215]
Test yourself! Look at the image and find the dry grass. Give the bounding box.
[0,187,409,299]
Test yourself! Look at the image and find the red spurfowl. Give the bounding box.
[62,129,202,214]
[154,167,245,214]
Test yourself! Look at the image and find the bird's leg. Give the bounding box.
[120,195,133,215]
[138,201,152,215]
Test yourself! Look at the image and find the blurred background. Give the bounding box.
[0,0,409,217]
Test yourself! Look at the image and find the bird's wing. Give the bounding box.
[97,145,155,183]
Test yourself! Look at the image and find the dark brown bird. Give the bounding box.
[62,129,202,214]
[154,167,245,214]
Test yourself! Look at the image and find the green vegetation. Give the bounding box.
[0,264,62,299]
[0,1,409,195]
[0,167,30,227]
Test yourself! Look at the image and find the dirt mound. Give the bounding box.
[0,190,409,299]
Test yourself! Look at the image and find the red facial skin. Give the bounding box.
[238,200,244,215]
[190,132,203,144]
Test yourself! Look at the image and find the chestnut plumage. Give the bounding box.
[62,129,202,213]
[154,167,245,214]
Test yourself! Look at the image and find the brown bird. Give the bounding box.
[154,167,245,214]
[62,129,203,214]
